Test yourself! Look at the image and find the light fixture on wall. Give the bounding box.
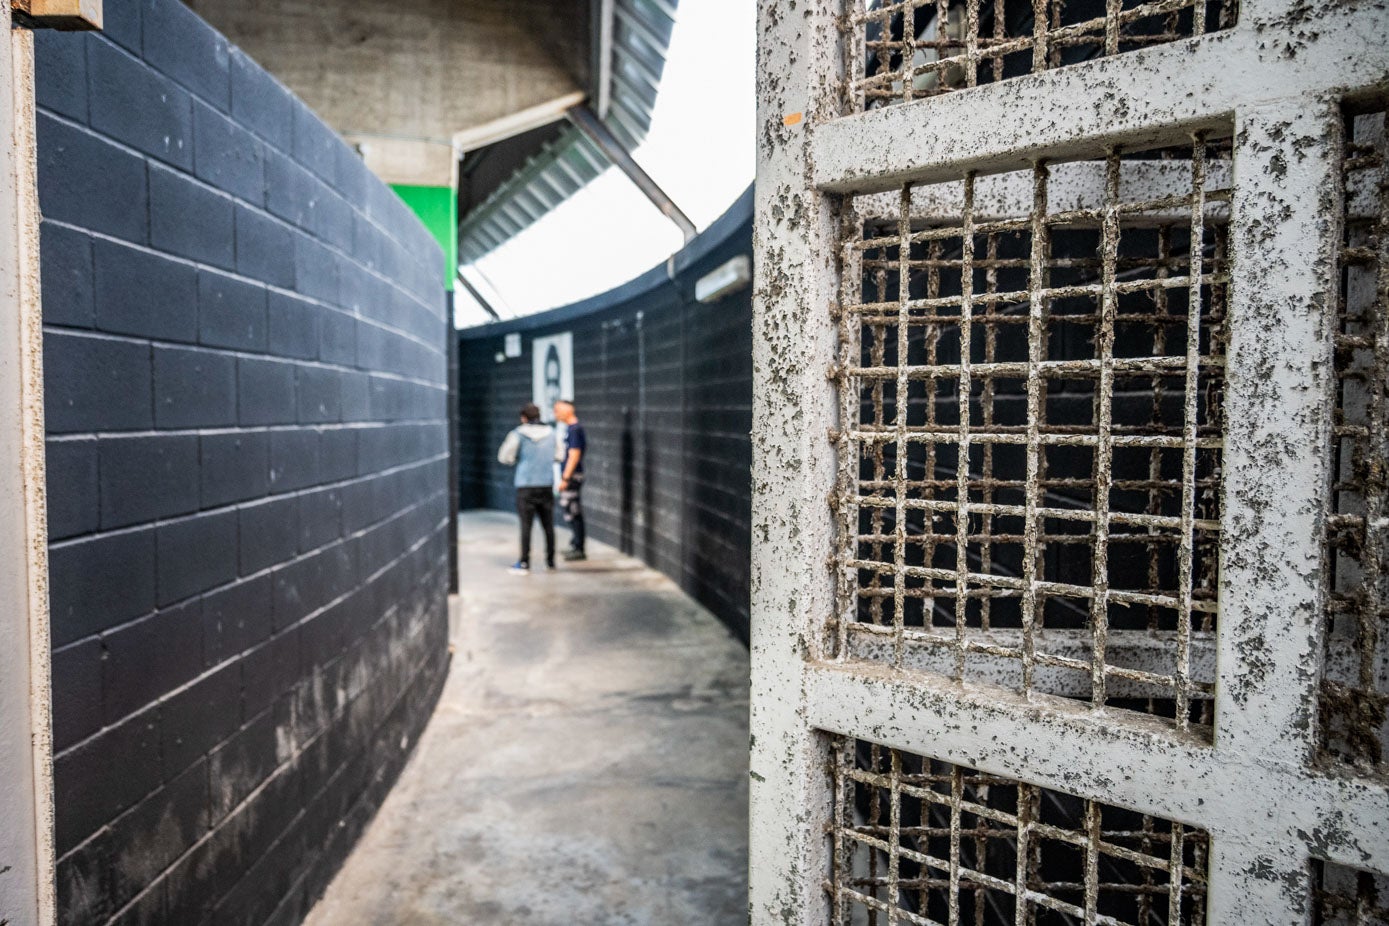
[695,255,752,303]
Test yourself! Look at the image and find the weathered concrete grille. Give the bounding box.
[753,0,1389,919]
[840,0,1238,112]
[826,736,1210,924]
[1311,860,1389,925]
[832,135,1230,730]
[1320,99,1389,774]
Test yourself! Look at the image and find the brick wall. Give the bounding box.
[458,190,753,642]
[35,1,451,922]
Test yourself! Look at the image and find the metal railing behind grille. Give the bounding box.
[1311,860,1389,926]
[841,0,1239,114]
[1321,99,1389,776]
[832,134,1231,732]
[827,737,1210,924]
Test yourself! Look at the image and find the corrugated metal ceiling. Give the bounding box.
[457,0,679,264]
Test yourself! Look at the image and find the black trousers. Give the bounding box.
[516,486,555,565]
[560,474,585,551]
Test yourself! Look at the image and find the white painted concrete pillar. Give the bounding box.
[0,6,54,926]
[1204,98,1344,922]
[747,1,842,922]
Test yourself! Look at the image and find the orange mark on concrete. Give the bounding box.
[782,112,804,127]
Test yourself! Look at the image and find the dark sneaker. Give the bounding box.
[545,561,556,571]
[562,549,586,561]
[508,561,530,574]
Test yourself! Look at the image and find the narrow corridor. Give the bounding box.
[302,511,750,925]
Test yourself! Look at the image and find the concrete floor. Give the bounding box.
[302,510,751,925]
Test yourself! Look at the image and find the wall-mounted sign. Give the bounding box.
[531,332,573,421]
[503,332,522,358]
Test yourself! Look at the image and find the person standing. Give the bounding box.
[497,403,556,573]
[553,399,587,560]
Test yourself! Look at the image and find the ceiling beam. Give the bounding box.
[452,90,588,155]
[566,103,695,243]
[455,271,501,322]
[593,0,614,119]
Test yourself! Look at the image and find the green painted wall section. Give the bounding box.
[392,184,457,290]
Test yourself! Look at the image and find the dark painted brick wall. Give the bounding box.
[458,192,753,642]
[35,1,451,922]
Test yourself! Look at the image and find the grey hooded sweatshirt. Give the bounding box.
[497,423,557,488]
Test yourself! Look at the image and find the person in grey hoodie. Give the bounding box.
[497,403,558,573]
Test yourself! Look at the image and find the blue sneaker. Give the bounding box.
[508,561,530,574]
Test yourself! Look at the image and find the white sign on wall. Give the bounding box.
[531,332,573,422]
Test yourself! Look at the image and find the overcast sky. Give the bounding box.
[454,0,756,326]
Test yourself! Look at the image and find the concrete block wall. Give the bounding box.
[34,1,452,922]
[458,191,753,642]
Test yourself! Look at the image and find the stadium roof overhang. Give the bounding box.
[456,0,683,267]
[186,0,683,295]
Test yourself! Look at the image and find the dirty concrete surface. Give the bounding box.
[302,510,750,925]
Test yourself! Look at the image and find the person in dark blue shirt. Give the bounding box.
[553,399,587,560]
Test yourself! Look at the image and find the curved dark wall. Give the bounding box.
[35,2,451,922]
[458,190,753,642]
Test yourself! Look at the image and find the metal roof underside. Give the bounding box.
[457,0,678,264]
